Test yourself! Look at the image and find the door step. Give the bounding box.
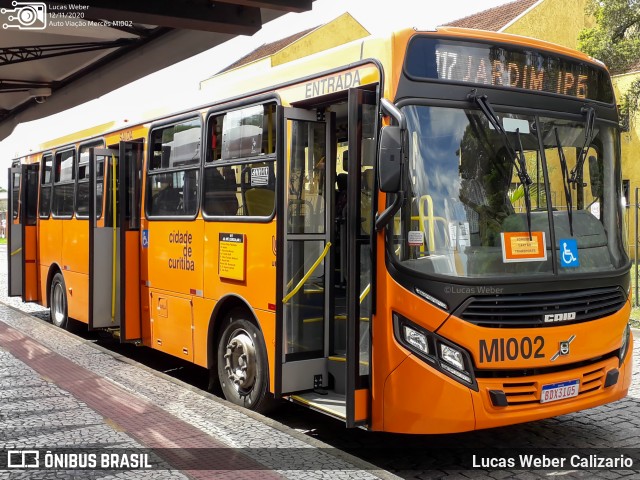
[289,391,346,420]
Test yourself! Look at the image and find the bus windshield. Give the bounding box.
[390,105,627,279]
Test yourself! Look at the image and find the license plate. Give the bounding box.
[540,379,579,404]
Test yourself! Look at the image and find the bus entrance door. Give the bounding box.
[343,87,376,427]
[277,89,377,426]
[88,144,143,340]
[278,107,336,405]
[89,149,120,329]
[8,163,39,302]
[118,141,143,342]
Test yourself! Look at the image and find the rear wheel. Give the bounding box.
[217,310,274,413]
[50,273,68,329]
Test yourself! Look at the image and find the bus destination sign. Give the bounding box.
[405,37,614,103]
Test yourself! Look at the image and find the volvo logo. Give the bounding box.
[544,311,576,323]
[551,335,576,362]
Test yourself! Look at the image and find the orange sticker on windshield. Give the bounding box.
[501,232,547,263]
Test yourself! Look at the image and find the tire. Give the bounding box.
[217,310,274,413]
[49,273,68,329]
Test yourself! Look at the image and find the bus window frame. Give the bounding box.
[51,146,76,219]
[202,97,279,223]
[145,114,203,221]
[75,139,105,220]
[39,151,54,219]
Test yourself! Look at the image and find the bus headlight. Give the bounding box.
[439,342,472,383]
[620,323,631,365]
[440,343,465,370]
[403,325,429,355]
[393,312,477,390]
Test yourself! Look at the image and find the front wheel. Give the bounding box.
[50,273,68,329]
[217,311,274,413]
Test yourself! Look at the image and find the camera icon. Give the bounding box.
[7,450,40,468]
[1,1,47,30]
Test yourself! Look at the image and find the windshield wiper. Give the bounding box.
[468,90,533,239]
[554,128,574,237]
[570,105,596,189]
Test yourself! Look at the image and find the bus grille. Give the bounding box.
[501,366,606,405]
[455,287,626,328]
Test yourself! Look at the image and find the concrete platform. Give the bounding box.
[0,303,393,479]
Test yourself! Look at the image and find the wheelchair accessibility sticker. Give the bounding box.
[560,238,579,268]
[142,229,149,248]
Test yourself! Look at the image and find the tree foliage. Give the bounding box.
[578,0,640,122]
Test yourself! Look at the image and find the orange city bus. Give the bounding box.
[8,27,633,434]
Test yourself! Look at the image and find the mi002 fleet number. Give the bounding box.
[479,336,545,363]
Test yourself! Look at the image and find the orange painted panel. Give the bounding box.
[146,220,203,295]
[61,218,89,274]
[38,268,49,308]
[23,225,39,302]
[150,290,193,362]
[383,355,475,434]
[254,308,276,393]
[38,219,62,269]
[354,388,369,422]
[202,221,276,311]
[123,230,141,341]
[140,286,152,347]
[369,233,451,431]
[63,270,89,324]
[192,296,216,368]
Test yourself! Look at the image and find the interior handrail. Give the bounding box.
[282,242,332,304]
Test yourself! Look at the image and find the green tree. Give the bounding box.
[578,0,640,122]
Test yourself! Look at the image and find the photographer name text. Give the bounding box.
[444,286,504,294]
[48,4,133,27]
[473,454,634,469]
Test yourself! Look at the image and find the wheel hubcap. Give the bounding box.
[223,329,257,392]
[52,283,65,325]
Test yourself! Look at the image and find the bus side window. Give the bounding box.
[242,163,275,216]
[75,142,104,218]
[204,166,239,216]
[52,149,76,218]
[202,102,276,219]
[147,118,201,218]
[40,153,53,218]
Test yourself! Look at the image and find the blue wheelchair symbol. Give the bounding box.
[142,229,149,248]
[559,238,579,268]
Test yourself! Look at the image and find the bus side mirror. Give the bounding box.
[378,126,402,193]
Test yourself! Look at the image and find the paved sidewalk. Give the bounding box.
[0,304,392,480]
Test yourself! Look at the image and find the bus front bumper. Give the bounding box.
[382,334,632,434]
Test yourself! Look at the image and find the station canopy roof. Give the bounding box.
[0,0,313,140]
